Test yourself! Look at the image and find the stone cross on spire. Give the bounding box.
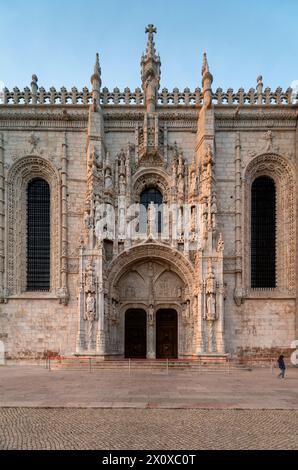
[141,24,161,113]
[145,24,157,58]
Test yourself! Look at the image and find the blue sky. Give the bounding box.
[0,0,297,92]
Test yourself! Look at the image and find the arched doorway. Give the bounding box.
[156,309,178,358]
[125,309,147,358]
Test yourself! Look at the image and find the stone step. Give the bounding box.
[49,358,252,372]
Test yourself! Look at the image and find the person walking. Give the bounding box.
[277,354,286,379]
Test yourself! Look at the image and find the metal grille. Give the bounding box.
[140,188,163,233]
[27,178,50,291]
[251,176,276,288]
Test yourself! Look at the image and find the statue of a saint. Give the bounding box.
[84,292,96,346]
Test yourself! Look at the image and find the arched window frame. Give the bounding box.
[6,156,61,297]
[243,153,295,296]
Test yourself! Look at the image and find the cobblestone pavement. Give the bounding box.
[0,366,297,409]
[0,408,297,450]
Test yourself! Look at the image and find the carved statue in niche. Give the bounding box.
[178,154,184,175]
[147,201,155,236]
[119,150,126,175]
[190,170,196,195]
[177,173,184,201]
[148,304,154,326]
[119,174,126,195]
[206,293,216,321]
[104,166,113,190]
[205,261,217,321]
[84,292,97,346]
[85,259,96,293]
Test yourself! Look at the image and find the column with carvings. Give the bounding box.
[234,132,243,306]
[76,240,86,352]
[216,237,225,353]
[0,134,6,303]
[194,253,204,354]
[96,240,105,354]
[58,132,69,304]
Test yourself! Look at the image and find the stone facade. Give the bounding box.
[0,26,297,360]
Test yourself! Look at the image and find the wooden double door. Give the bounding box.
[124,308,178,359]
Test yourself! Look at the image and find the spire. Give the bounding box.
[91,53,101,109]
[201,52,213,108]
[141,24,161,113]
[144,24,158,61]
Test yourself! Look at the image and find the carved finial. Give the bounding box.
[91,53,101,109]
[257,75,263,86]
[256,75,263,104]
[201,52,209,76]
[141,24,161,113]
[201,52,213,108]
[94,53,100,75]
[31,74,38,86]
[31,75,38,103]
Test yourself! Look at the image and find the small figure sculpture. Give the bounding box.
[205,261,217,321]
[85,259,96,293]
[84,292,96,346]
[104,167,113,190]
[148,304,154,326]
[119,174,126,195]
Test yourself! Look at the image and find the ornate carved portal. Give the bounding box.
[115,259,187,358]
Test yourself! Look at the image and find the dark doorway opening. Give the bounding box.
[125,309,147,358]
[156,309,178,358]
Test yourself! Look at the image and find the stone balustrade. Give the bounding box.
[1,83,296,106]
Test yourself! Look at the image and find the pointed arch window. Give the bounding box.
[251,176,276,288]
[27,178,50,291]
